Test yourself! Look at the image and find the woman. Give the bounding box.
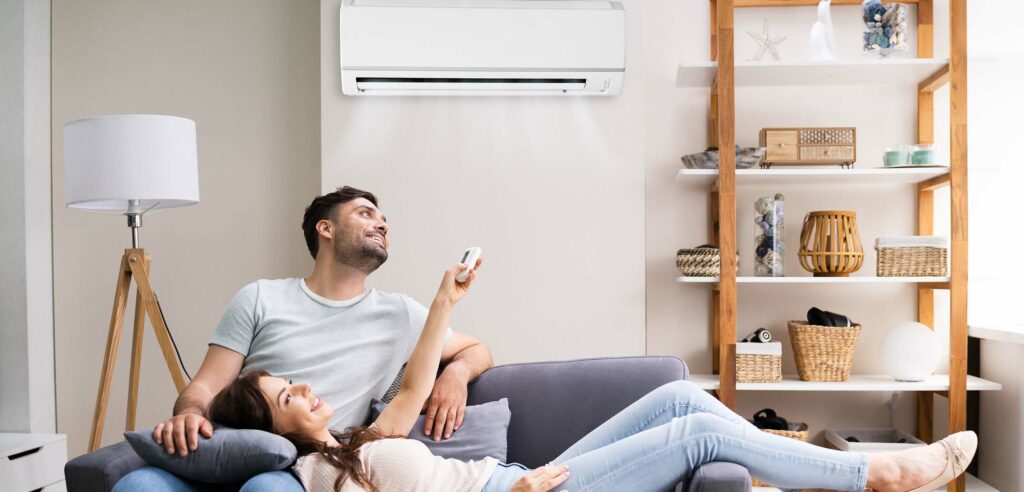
[207,260,975,492]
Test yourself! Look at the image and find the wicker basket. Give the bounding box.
[876,242,948,277]
[750,423,810,486]
[788,321,861,382]
[736,342,782,383]
[676,245,737,277]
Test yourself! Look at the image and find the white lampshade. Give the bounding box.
[64,114,199,213]
[880,321,940,382]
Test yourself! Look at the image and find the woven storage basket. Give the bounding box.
[788,321,861,382]
[736,342,782,383]
[749,424,810,486]
[876,246,948,277]
[675,245,737,277]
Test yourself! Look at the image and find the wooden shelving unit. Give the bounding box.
[692,2,978,491]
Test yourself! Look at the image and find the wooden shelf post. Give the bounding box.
[948,0,969,490]
[714,0,737,409]
[915,0,936,446]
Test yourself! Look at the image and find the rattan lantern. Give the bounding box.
[798,210,864,276]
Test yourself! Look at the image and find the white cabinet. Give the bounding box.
[0,433,67,492]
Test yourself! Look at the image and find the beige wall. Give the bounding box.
[319,0,648,365]
[52,0,321,455]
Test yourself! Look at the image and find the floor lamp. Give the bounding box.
[64,114,200,451]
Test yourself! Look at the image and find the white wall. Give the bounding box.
[320,0,648,364]
[0,0,54,434]
[52,0,320,455]
[964,4,1024,491]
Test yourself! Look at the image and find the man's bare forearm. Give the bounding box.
[441,342,493,384]
[172,382,214,416]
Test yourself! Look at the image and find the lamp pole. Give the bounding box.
[127,199,142,248]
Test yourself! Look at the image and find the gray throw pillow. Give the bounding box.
[124,426,297,483]
[369,398,510,462]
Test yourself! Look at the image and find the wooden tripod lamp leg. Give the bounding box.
[127,250,188,393]
[126,254,151,432]
[89,253,133,452]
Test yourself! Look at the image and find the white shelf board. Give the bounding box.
[676,58,950,88]
[753,473,996,492]
[677,276,950,284]
[969,324,1024,345]
[688,374,1002,392]
[675,167,950,189]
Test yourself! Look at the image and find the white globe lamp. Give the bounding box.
[880,321,940,382]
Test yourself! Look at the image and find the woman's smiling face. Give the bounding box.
[258,376,333,436]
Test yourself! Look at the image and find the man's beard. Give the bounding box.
[333,233,388,274]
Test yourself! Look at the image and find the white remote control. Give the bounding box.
[456,247,482,283]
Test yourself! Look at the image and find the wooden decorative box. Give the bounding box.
[758,127,856,168]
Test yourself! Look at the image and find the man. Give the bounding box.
[115,187,493,490]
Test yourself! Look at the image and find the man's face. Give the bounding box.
[323,198,389,274]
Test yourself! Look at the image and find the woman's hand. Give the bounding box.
[509,465,570,492]
[434,258,483,307]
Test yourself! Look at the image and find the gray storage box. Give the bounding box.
[825,428,925,452]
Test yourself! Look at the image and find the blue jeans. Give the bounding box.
[112,466,302,491]
[482,380,869,492]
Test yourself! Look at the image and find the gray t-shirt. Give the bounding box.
[209,278,450,431]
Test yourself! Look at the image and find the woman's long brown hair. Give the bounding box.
[207,370,385,492]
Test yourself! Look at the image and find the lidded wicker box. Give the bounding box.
[876,236,948,277]
[736,342,782,383]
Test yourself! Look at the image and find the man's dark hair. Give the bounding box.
[301,186,379,259]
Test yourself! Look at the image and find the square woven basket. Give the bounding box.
[736,342,782,383]
[876,245,948,277]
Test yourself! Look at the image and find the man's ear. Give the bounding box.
[316,219,333,240]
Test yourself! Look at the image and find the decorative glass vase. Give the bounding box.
[754,194,784,277]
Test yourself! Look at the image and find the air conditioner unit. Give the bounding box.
[339,0,625,96]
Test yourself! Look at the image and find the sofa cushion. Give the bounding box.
[369,398,510,462]
[124,426,296,484]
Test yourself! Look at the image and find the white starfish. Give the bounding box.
[747,17,786,61]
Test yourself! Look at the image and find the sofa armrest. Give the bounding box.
[686,462,752,492]
[65,441,146,492]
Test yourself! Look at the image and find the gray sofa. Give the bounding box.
[66,356,751,491]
